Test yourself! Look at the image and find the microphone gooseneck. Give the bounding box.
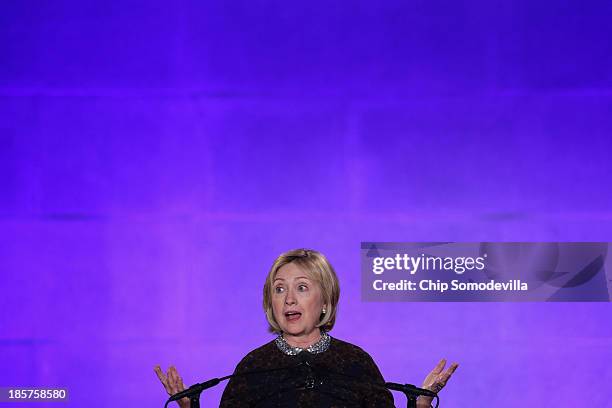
[385,382,437,398]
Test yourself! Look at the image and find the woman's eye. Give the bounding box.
[298,284,308,291]
[274,286,284,294]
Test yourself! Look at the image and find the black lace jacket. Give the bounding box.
[219,337,395,408]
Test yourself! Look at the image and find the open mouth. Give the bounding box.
[284,311,302,322]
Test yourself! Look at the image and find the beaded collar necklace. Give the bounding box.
[275,331,331,356]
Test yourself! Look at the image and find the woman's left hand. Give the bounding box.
[417,358,458,407]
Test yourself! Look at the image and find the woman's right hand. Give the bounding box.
[154,365,190,408]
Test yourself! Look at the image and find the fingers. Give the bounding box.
[431,358,446,374]
[169,366,187,393]
[168,366,176,383]
[169,366,180,393]
[154,365,185,396]
[154,365,168,384]
[439,362,459,383]
[434,361,459,392]
[177,373,186,392]
[446,362,459,375]
[422,359,459,394]
[154,365,174,395]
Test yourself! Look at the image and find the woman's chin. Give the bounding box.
[282,325,321,338]
[282,327,304,336]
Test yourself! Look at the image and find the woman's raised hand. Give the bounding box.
[154,365,190,408]
[417,359,458,408]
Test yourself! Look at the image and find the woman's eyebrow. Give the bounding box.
[274,276,311,282]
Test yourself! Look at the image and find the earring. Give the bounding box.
[322,308,327,314]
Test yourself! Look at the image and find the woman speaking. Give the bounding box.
[155,249,457,407]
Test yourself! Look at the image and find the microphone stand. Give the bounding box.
[404,389,418,408]
[165,357,438,408]
[385,382,438,408]
[299,354,439,408]
[164,360,311,408]
[164,377,223,408]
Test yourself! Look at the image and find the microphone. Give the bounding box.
[385,382,437,398]
[166,357,311,404]
[296,354,436,399]
[168,378,221,401]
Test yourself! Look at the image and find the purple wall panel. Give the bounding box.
[2,1,612,407]
[357,95,612,213]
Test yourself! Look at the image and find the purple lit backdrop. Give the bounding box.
[1,1,612,407]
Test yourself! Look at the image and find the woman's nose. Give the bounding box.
[284,288,297,305]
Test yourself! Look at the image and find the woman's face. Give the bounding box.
[271,262,325,338]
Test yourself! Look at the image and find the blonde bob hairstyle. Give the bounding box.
[263,249,340,333]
